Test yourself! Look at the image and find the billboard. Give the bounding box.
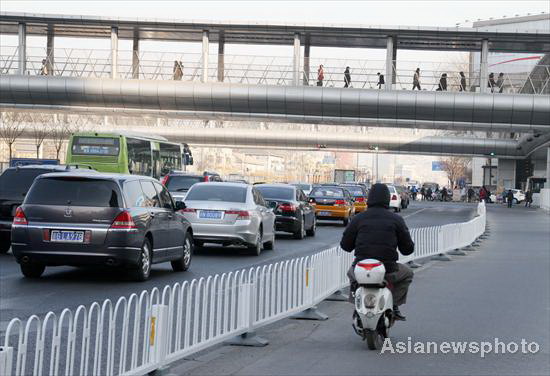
[432,161,444,171]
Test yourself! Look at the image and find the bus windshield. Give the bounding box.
[71,137,120,156]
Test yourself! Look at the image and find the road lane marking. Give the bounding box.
[402,207,428,219]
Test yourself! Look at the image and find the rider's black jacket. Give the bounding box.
[340,184,414,273]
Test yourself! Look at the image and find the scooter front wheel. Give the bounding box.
[365,329,385,350]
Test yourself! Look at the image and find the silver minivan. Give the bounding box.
[182,182,276,255]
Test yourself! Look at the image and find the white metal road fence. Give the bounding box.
[0,203,486,376]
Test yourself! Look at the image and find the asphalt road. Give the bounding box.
[0,201,477,327]
[170,204,550,376]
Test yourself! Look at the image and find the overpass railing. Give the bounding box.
[1,46,548,94]
[0,203,486,376]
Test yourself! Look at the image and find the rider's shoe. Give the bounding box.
[393,306,406,321]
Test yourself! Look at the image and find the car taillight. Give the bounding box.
[110,211,137,229]
[204,175,210,182]
[357,262,382,270]
[226,210,250,220]
[13,207,28,225]
[182,208,196,213]
[279,203,297,212]
[335,199,345,206]
[161,175,169,186]
[392,195,398,200]
[355,197,365,202]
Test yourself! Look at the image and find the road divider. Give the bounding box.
[0,203,486,376]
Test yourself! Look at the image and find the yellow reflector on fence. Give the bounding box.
[150,317,156,346]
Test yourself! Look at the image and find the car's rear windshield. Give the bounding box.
[25,178,122,207]
[256,186,294,200]
[166,175,203,191]
[292,184,311,191]
[0,169,51,197]
[185,185,247,203]
[341,185,365,196]
[310,187,344,197]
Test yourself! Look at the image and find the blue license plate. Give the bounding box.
[51,230,84,243]
[318,211,332,216]
[199,210,223,219]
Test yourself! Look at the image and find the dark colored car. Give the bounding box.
[0,165,93,254]
[11,172,193,281]
[162,171,222,202]
[255,184,316,239]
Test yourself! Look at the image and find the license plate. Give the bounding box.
[50,230,84,243]
[318,211,332,216]
[199,210,223,219]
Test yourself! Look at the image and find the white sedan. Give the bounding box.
[387,185,402,212]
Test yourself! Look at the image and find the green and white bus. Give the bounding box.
[66,132,193,179]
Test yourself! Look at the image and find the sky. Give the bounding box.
[2,0,549,27]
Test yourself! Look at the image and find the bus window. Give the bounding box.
[159,143,182,175]
[127,138,152,176]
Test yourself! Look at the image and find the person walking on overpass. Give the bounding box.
[436,73,447,91]
[317,64,324,87]
[340,183,415,320]
[412,68,421,90]
[377,72,385,89]
[525,190,533,207]
[496,73,505,93]
[506,189,514,208]
[488,73,497,93]
[344,66,352,88]
[459,71,467,91]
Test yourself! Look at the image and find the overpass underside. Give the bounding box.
[1,75,550,158]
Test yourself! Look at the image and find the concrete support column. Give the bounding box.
[293,33,301,86]
[217,31,225,82]
[132,30,140,79]
[385,36,396,90]
[497,159,516,193]
[303,34,310,85]
[546,146,550,182]
[480,39,489,93]
[111,26,119,79]
[18,22,26,75]
[202,30,209,83]
[46,24,54,75]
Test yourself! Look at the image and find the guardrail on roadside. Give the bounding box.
[0,202,486,376]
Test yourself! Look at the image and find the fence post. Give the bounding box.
[226,280,268,347]
[291,266,328,320]
[325,252,349,302]
[149,304,169,372]
[431,226,452,261]
[0,346,13,376]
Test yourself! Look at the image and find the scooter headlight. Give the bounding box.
[364,294,377,308]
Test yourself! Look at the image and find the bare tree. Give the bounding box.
[30,117,52,158]
[0,112,25,161]
[440,156,470,188]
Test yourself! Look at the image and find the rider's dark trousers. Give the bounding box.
[348,263,413,306]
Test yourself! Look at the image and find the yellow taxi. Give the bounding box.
[309,186,355,225]
[341,184,368,213]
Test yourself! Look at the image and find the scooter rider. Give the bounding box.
[340,183,415,320]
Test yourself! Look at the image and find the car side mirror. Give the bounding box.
[175,201,186,211]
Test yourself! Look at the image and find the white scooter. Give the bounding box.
[351,259,395,350]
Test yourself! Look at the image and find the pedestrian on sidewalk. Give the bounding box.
[344,66,351,88]
[467,187,475,202]
[479,186,487,203]
[377,72,385,89]
[412,68,421,90]
[459,71,467,91]
[317,64,324,87]
[525,190,533,207]
[506,189,514,208]
[420,186,426,201]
